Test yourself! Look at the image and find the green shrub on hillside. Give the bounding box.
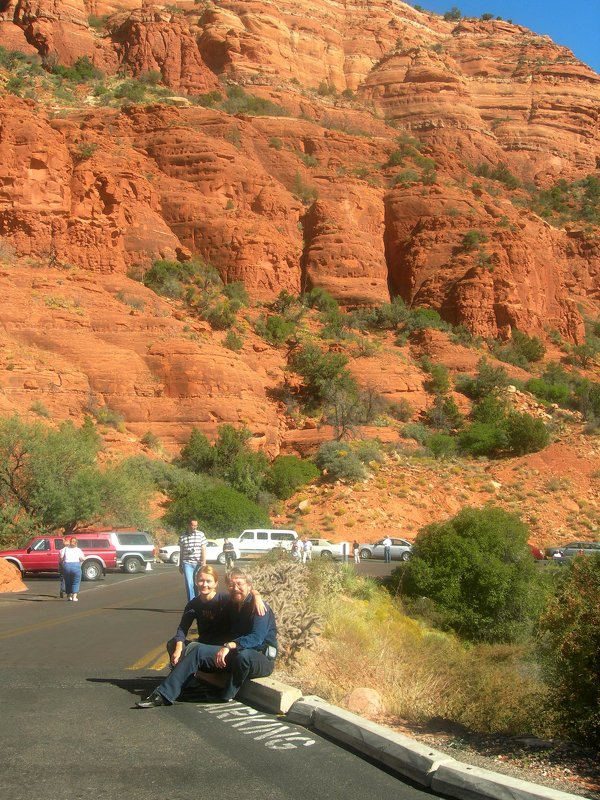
[393,507,542,643]
[538,555,600,746]
[491,329,546,369]
[266,455,319,499]
[221,85,290,117]
[314,441,367,483]
[455,357,509,400]
[289,343,356,405]
[256,314,295,345]
[163,483,269,534]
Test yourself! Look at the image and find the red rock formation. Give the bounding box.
[109,6,220,94]
[0,558,27,592]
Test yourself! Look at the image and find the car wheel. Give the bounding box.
[359,548,371,560]
[216,553,227,565]
[400,551,411,562]
[170,552,180,566]
[320,550,333,560]
[82,560,102,581]
[123,556,143,574]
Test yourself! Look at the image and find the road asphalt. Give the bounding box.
[0,562,437,800]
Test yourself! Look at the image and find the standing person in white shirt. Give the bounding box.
[59,536,85,601]
[382,535,392,564]
[302,537,313,564]
[178,519,207,602]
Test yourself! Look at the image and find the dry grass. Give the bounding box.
[288,579,550,736]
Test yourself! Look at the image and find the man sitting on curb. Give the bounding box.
[136,568,277,707]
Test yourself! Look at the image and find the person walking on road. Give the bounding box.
[382,535,392,564]
[352,539,360,565]
[59,536,85,602]
[178,519,207,602]
[137,568,277,707]
[222,537,236,570]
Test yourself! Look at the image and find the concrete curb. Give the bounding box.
[196,671,302,714]
[284,695,584,800]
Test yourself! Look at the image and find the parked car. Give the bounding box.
[158,545,181,565]
[545,541,600,560]
[359,538,413,561]
[560,541,600,558]
[308,539,346,560]
[235,529,298,556]
[76,529,156,573]
[158,539,241,566]
[0,533,117,581]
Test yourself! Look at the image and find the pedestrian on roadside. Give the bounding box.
[290,539,300,561]
[59,536,85,602]
[302,537,312,564]
[352,539,360,565]
[178,519,207,602]
[382,535,392,564]
[222,537,236,570]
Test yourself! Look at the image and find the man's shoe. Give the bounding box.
[136,691,168,709]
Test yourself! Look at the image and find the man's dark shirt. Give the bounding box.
[228,592,278,652]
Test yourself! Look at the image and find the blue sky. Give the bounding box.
[416,1,600,73]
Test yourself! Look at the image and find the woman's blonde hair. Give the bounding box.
[194,564,219,585]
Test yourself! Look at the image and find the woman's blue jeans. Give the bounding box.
[63,562,82,594]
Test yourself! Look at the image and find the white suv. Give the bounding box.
[235,529,298,556]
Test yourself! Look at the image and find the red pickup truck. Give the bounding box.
[0,533,117,581]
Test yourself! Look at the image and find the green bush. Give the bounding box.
[289,343,356,405]
[266,455,319,499]
[257,314,295,345]
[424,395,463,432]
[222,281,248,306]
[491,329,546,369]
[460,230,489,252]
[52,56,103,83]
[538,555,600,746]
[223,330,244,351]
[143,259,197,298]
[423,362,450,395]
[314,441,366,483]
[426,433,457,459]
[163,483,270,535]
[292,171,318,204]
[503,411,550,455]
[140,431,161,450]
[221,85,289,117]
[393,507,542,642]
[455,357,509,400]
[458,421,507,457]
[402,422,429,445]
[473,162,520,189]
[525,377,570,406]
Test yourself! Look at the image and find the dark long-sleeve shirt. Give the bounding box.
[228,593,278,652]
[174,592,230,645]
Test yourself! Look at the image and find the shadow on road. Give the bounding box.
[87,676,161,700]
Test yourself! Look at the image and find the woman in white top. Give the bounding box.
[60,537,85,601]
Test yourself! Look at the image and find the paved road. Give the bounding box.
[0,562,435,800]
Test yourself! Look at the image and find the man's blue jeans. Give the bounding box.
[181,561,200,602]
[156,644,275,703]
[384,546,391,563]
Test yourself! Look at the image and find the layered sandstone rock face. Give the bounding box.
[0,1,599,446]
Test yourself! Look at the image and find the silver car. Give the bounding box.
[359,538,413,561]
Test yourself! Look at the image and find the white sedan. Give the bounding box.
[158,540,241,566]
[308,538,347,560]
